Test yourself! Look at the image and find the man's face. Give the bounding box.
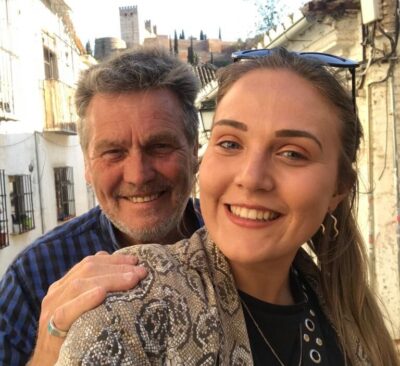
[84,89,197,245]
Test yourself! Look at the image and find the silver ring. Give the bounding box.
[47,315,68,338]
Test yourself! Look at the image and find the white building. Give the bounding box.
[0,0,96,275]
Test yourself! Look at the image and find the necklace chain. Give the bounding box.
[240,299,303,366]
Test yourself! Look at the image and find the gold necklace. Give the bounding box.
[240,299,303,366]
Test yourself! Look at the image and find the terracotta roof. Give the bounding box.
[192,64,217,88]
[301,0,360,20]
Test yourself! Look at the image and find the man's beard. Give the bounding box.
[104,197,187,244]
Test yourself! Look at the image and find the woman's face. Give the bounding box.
[199,68,345,270]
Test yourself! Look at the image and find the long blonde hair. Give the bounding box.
[216,48,399,365]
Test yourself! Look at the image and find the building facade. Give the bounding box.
[0,0,96,275]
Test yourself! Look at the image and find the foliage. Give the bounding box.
[251,0,306,33]
[255,0,285,32]
[85,40,92,56]
[187,36,198,65]
[174,30,179,55]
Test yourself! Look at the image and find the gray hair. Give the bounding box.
[76,47,200,151]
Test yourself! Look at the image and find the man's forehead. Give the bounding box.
[87,91,184,122]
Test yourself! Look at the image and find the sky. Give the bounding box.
[66,0,305,46]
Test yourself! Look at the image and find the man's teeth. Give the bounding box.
[230,205,279,221]
[128,193,160,203]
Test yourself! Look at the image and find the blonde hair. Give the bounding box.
[216,48,399,365]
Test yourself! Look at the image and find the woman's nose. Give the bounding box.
[233,152,275,192]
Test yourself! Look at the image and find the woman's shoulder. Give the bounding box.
[115,227,210,274]
[58,228,217,364]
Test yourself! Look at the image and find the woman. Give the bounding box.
[57,48,399,365]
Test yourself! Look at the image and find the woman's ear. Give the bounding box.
[328,191,347,212]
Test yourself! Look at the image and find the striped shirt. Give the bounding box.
[0,200,203,366]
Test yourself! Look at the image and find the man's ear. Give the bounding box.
[84,156,92,185]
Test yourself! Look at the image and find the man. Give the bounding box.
[0,47,202,366]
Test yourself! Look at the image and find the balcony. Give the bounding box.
[43,79,77,135]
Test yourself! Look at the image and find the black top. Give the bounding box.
[239,272,345,366]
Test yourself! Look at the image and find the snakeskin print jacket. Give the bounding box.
[56,227,370,366]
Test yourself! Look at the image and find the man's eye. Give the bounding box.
[102,150,125,159]
[149,143,175,154]
[218,141,241,150]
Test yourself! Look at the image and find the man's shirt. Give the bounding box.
[0,200,203,366]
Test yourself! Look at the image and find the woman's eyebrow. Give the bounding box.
[212,119,248,131]
[275,129,323,151]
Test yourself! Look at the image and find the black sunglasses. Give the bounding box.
[232,49,359,112]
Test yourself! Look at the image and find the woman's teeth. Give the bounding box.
[230,205,279,221]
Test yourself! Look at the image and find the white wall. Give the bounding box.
[0,0,93,275]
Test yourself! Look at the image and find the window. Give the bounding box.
[0,51,15,119]
[0,0,16,121]
[54,167,75,221]
[9,175,35,234]
[0,170,8,248]
[86,184,96,210]
[43,46,58,80]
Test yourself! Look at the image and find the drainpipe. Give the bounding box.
[389,74,400,290]
[265,17,311,48]
[366,82,377,288]
[34,131,45,234]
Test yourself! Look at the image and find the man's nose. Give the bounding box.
[122,151,156,185]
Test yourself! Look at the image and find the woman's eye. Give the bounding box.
[217,140,241,150]
[279,150,306,160]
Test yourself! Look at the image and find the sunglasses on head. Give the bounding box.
[231,49,359,112]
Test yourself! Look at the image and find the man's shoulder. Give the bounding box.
[4,207,107,279]
[20,206,101,249]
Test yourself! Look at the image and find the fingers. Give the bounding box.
[50,253,139,289]
[56,266,148,298]
[51,286,107,332]
[50,266,147,332]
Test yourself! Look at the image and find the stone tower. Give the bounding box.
[119,5,140,49]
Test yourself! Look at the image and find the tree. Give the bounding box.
[187,36,194,64]
[85,40,93,56]
[218,27,222,40]
[179,30,185,39]
[174,30,179,55]
[200,30,204,40]
[253,0,288,33]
